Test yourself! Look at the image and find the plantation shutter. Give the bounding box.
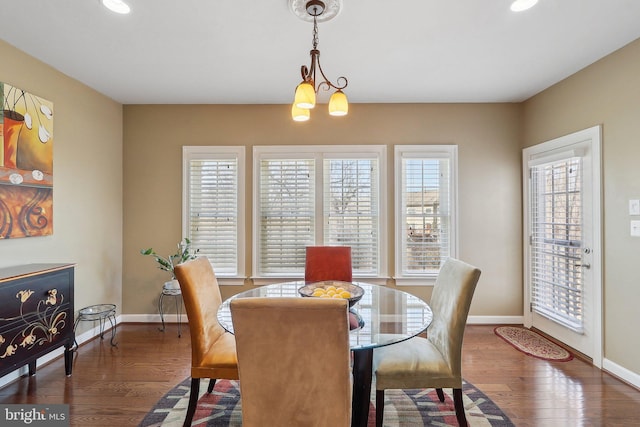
[400,156,451,275]
[187,157,238,275]
[529,156,584,332]
[258,159,315,275]
[324,159,378,275]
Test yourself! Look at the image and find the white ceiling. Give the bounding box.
[1,0,640,105]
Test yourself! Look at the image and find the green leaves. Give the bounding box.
[140,238,200,278]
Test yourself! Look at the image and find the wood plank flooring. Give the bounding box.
[0,323,639,426]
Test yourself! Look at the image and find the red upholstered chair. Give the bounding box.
[305,246,352,283]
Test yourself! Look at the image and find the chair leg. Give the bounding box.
[452,388,468,427]
[375,390,384,427]
[183,378,200,427]
[436,388,445,402]
[207,378,216,393]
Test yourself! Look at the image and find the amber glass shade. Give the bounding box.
[294,81,316,109]
[328,90,348,116]
[291,103,310,122]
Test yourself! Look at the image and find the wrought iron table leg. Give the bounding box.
[98,316,105,338]
[158,292,167,332]
[106,312,117,346]
[175,294,182,338]
[73,317,81,350]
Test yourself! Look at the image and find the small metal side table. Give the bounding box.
[74,304,117,348]
[158,282,182,337]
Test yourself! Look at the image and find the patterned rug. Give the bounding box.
[494,326,573,361]
[139,378,513,426]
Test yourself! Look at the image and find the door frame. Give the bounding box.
[522,125,603,368]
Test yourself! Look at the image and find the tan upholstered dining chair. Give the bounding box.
[230,297,352,427]
[305,245,352,282]
[173,257,239,427]
[372,258,481,427]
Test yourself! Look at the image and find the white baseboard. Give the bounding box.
[603,358,640,389]
[467,315,524,325]
[0,315,123,389]
[121,314,188,323]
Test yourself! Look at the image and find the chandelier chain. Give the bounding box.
[312,14,319,50]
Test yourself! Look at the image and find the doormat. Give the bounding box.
[494,326,573,361]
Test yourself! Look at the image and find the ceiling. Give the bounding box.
[1,0,640,105]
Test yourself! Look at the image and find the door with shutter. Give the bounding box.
[523,126,602,365]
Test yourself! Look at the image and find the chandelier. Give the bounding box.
[290,0,348,121]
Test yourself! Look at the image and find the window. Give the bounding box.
[182,146,245,279]
[395,145,457,282]
[257,158,314,275]
[324,158,379,275]
[254,146,386,278]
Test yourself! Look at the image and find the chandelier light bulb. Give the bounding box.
[291,104,311,122]
[510,0,538,12]
[328,90,348,116]
[294,81,316,109]
[101,0,131,14]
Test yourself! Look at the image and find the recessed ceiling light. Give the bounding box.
[511,0,538,12]
[101,0,131,14]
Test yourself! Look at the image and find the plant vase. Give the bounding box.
[163,279,180,291]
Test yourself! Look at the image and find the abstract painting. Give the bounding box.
[0,82,54,239]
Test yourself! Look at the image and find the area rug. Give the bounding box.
[494,326,573,361]
[139,378,513,426]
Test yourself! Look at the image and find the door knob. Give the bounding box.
[575,263,591,269]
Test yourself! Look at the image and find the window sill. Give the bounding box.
[217,277,248,286]
[249,276,391,287]
[392,276,437,287]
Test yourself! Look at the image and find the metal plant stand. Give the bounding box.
[158,283,182,337]
[74,303,117,348]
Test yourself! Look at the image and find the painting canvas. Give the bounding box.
[0,82,54,239]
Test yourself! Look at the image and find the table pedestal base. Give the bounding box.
[351,348,373,427]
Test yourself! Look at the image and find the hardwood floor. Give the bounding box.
[1,323,639,426]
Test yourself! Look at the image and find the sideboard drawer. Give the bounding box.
[0,270,71,321]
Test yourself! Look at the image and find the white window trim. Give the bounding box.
[252,145,387,280]
[393,145,458,286]
[182,146,246,285]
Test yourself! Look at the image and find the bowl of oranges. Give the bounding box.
[298,281,364,307]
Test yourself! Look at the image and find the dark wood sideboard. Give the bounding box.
[0,263,75,378]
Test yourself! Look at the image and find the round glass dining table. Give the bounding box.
[217,281,433,427]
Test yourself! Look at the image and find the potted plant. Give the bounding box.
[140,238,199,290]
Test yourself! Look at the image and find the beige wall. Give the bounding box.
[123,103,523,317]
[523,38,640,374]
[0,40,123,337]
